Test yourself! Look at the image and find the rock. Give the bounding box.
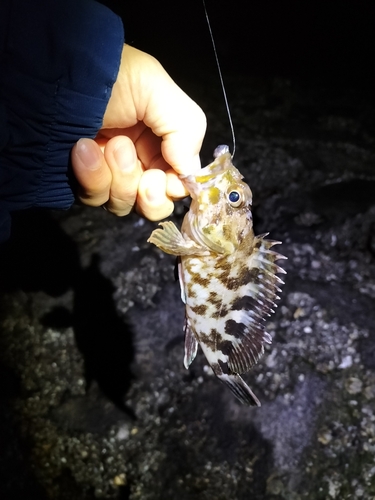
[1,52,375,500]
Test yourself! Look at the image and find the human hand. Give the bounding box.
[71,44,206,221]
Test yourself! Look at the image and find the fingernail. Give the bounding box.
[75,138,101,171]
[113,142,136,172]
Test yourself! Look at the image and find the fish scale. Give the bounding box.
[148,146,286,406]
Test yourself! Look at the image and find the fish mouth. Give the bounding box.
[179,152,232,198]
[179,174,206,199]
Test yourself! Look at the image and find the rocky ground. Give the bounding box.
[1,75,375,499]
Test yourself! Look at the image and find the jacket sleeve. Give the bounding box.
[0,0,124,242]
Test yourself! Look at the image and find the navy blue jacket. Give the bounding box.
[0,0,124,242]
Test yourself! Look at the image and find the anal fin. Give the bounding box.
[217,373,261,406]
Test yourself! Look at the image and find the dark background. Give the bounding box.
[104,0,375,87]
[1,2,375,499]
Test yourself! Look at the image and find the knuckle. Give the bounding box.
[190,102,207,137]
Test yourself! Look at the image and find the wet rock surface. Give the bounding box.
[1,77,375,499]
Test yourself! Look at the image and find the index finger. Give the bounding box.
[146,83,206,175]
[126,47,206,175]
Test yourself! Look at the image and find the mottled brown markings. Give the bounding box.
[186,282,197,299]
[224,267,261,291]
[231,295,260,311]
[184,260,211,288]
[191,304,208,315]
[217,271,230,284]
[196,276,210,287]
[215,258,231,272]
[198,328,219,352]
[217,340,233,358]
[214,258,233,284]
[225,319,247,338]
[231,295,272,320]
[208,291,222,306]
[212,306,229,319]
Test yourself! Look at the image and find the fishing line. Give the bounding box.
[202,0,236,158]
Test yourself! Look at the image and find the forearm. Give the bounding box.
[0,0,124,241]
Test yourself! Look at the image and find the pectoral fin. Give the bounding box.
[183,318,199,369]
[148,221,206,256]
[176,257,187,304]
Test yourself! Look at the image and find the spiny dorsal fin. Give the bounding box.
[218,236,286,375]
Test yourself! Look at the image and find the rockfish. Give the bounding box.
[148,145,286,406]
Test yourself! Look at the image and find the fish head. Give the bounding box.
[180,146,253,254]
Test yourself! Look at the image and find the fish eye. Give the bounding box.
[227,190,243,207]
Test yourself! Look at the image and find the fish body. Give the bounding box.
[148,146,286,406]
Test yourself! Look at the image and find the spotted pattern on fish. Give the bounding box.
[148,145,286,406]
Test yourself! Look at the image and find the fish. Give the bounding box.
[147,145,286,406]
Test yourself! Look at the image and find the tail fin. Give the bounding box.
[218,373,261,406]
